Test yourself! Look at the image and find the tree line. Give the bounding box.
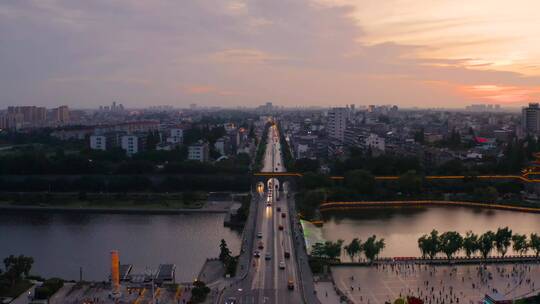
[0,149,252,175]
[0,174,251,193]
[418,227,540,259]
[310,235,386,263]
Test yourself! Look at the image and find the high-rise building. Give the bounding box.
[7,106,47,124]
[166,128,184,144]
[327,107,348,142]
[120,134,146,155]
[51,105,70,123]
[90,135,107,151]
[0,113,23,130]
[522,103,540,135]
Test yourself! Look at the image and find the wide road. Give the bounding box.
[222,123,303,304]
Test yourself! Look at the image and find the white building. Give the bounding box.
[522,103,540,135]
[188,141,209,162]
[121,135,141,155]
[90,135,107,151]
[167,128,184,144]
[214,136,230,156]
[365,133,385,152]
[327,107,348,142]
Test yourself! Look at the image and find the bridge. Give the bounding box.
[220,123,318,304]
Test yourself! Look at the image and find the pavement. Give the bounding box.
[9,284,35,304]
[314,281,344,304]
[331,263,540,304]
[219,124,310,304]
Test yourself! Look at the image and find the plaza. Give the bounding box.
[331,263,540,304]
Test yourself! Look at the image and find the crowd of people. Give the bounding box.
[338,262,540,304]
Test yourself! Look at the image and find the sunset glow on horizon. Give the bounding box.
[1,0,539,108]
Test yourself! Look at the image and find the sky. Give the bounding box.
[1,0,540,109]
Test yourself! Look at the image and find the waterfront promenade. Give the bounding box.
[330,263,540,304]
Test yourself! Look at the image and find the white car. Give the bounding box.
[279,261,285,269]
[257,232,263,238]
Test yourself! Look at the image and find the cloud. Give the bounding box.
[0,0,539,108]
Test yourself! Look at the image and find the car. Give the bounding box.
[278,225,284,230]
[279,261,285,269]
[253,251,261,258]
[257,232,263,238]
[277,207,281,212]
[265,253,271,260]
[258,242,264,249]
[225,297,237,304]
[287,280,294,290]
[281,212,286,218]
[284,251,290,259]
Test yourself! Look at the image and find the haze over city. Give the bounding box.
[4,2,540,304]
[1,0,540,108]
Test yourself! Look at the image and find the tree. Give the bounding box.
[462,231,479,258]
[219,239,232,263]
[529,233,540,257]
[295,158,319,173]
[301,172,329,190]
[478,231,495,259]
[298,189,326,219]
[363,235,385,262]
[344,238,362,262]
[2,255,34,287]
[473,186,498,202]
[324,240,344,260]
[397,170,423,195]
[414,128,424,144]
[311,242,326,258]
[344,170,375,194]
[190,280,211,303]
[495,227,512,257]
[511,234,529,256]
[439,231,463,259]
[418,230,440,259]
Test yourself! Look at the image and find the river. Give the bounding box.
[0,211,241,282]
[320,206,540,259]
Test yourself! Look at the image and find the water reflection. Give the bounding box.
[0,212,241,282]
[322,206,540,258]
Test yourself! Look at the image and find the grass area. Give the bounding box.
[0,279,33,298]
[0,192,206,210]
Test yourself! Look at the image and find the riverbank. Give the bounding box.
[0,204,228,214]
[331,255,540,267]
[320,200,540,214]
[0,191,238,214]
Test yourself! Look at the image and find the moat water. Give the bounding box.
[320,206,540,259]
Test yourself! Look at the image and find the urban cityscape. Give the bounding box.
[2,1,540,304]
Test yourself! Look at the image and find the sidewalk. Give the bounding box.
[315,281,345,304]
[9,285,35,304]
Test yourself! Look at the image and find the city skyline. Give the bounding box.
[1,1,540,108]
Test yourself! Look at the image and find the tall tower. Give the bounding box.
[522,103,540,136]
[111,250,121,297]
[327,107,348,142]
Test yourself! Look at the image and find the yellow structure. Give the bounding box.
[111,250,120,295]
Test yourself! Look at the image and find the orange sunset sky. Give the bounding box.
[1,0,539,108]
